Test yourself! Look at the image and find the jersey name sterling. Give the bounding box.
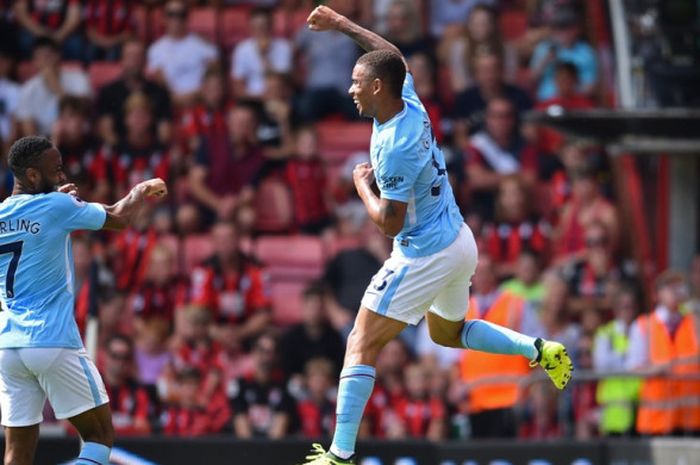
[0,219,41,235]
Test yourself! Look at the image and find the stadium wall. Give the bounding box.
[7,437,700,465]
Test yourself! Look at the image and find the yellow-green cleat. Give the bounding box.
[298,444,355,465]
[530,338,574,389]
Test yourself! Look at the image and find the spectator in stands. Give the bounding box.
[190,221,271,348]
[529,6,598,102]
[453,47,532,143]
[258,72,295,154]
[482,175,551,278]
[407,52,444,144]
[189,103,266,222]
[553,165,619,260]
[13,0,83,60]
[593,284,641,436]
[103,334,159,436]
[466,97,538,221]
[16,36,90,136]
[280,283,344,382]
[383,0,432,59]
[72,235,112,337]
[296,357,337,439]
[685,255,700,315]
[84,0,134,62]
[573,330,598,439]
[162,367,231,436]
[441,4,518,94]
[627,271,700,435]
[429,0,496,38]
[283,125,332,234]
[500,249,546,310]
[322,230,388,337]
[52,96,109,202]
[110,206,161,292]
[231,7,292,99]
[98,291,130,347]
[130,243,188,329]
[179,63,230,159]
[535,61,595,154]
[455,256,543,438]
[97,39,172,146]
[294,0,360,121]
[390,363,447,440]
[134,317,173,388]
[110,92,170,200]
[147,0,218,106]
[538,272,581,361]
[230,332,296,438]
[0,48,20,156]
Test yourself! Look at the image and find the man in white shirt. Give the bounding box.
[147,0,218,106]
[16,37,91,137]
[231,7,292,99]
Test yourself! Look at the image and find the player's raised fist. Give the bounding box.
[307,5,342,31]
[141,178,168,198]
[353,162,375,187]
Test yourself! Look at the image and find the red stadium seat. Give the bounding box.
[188,7,218,43]
[499,10,528,41]
[254,177,293,234]
[88,62,122,90]
[183,234,214,272]
[316,121,372,164]
[221,7,251,48]
[270,281,305,325]
[255,235,324,281]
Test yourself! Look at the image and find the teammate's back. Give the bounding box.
[0,192,106,349]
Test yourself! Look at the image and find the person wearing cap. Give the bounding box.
[626,271,700,435]
[528,6,598,102]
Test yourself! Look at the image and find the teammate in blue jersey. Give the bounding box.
[0,136,167,465]
[299,6,573,465]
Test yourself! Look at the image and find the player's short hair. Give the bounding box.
[7,136,53,178]
[356,50,406,99]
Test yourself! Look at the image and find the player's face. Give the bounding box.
[349,64,376,118]
[30,148,66,194]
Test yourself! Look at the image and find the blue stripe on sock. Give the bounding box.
[377,266,408,315]
[78,357,101,407]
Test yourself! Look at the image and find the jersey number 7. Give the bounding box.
[0,241,23,298]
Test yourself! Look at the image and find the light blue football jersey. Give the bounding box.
[370,73,463,258]
[0,192,106,349]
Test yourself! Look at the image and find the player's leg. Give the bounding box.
[0,349,46,465]
[25,348,113,465]
[329,308,407,461]
[3,425,40,465]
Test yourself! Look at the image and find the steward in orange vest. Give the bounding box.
[628,271,700,435]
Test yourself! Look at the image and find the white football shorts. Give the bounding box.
[361,223,478,325]
[0,347,109,427]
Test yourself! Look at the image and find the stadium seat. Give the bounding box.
[183,234,214,272]
[254,177,294,234]
[88,62,122,90]
[324,235,362,259]
[188,7,218,43]
[316,121,372,164]
[255,235,324,281]
[499,10,528,41]
[221,7,252,48]
[270,281,305,326]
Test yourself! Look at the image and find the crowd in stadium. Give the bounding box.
[0,0,699,441]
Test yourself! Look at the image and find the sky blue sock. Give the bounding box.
[76,442,111,465]
[330,364,376,459]
[461,319,538,360]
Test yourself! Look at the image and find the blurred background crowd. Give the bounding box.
[0,0,699,442]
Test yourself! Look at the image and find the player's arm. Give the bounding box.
[102,178,167,231]
[353,162,406,237]
[307,5,408,70]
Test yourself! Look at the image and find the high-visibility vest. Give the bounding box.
[672,313,700,432]
[636,312,700,434]
[459,292,531,413]
[594,321,641,434]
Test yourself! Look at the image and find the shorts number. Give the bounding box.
[0,241,23,298]
[374,269,395,292]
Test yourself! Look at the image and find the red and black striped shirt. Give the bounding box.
[85,0,134,36]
